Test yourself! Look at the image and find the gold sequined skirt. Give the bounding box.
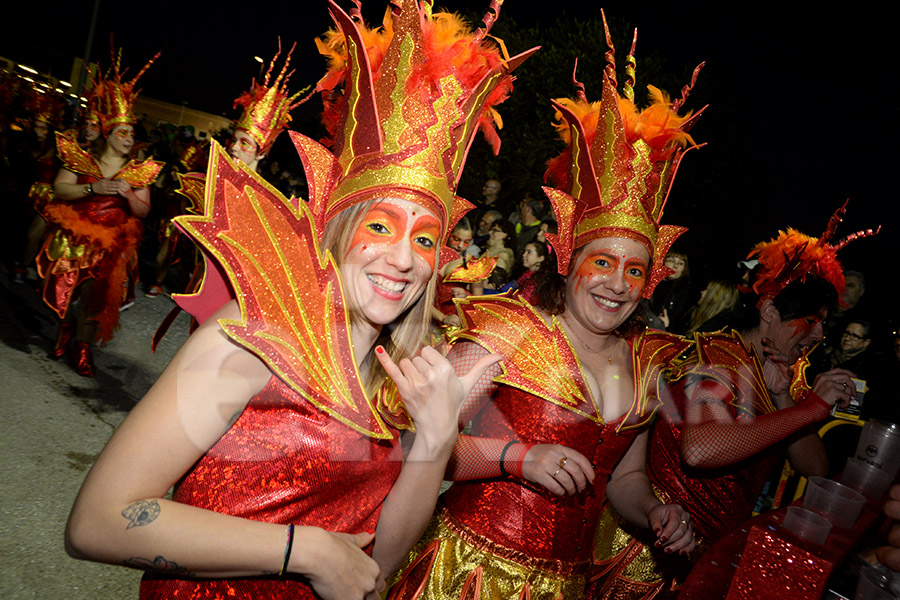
[387,508,587,600]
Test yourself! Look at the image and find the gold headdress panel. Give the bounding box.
[291,0,538,250]
[90,45,159,136]
[542,12,705,298]
[233,41,304,154]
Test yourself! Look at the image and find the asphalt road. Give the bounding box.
[0,269,191,599]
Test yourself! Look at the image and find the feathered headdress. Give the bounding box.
[233,41,304,154]
[292,0,538,248]
[749,200,880,301]
[541,12,704,297]
[90,44,159,136]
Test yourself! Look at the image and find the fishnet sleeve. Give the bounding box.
[680,377,831,469]
[443,340,532,480]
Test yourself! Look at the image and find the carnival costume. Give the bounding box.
[23,89,65,215]
[387,13,698,598]
[37,49,163,347]
[139,1,532,597]
[589,204,880,599]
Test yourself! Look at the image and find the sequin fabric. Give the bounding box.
[140,375,403,599]
[389,383,639,598]
[588,330,780,599]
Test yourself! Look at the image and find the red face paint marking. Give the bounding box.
[351,204,440,270]
[573,248,648,295]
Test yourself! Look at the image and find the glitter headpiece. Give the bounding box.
[233,41,303,154]
[179,138,211,172]
[291,0,538,242]
[90,45,159,136]
[542,12,704,297]
[749,200,880,301]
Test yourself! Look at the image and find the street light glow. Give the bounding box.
[253,56,264,63]
[17,64,38,75]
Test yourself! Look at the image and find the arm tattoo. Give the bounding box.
[124,555,194,576]
[121,500,161,530]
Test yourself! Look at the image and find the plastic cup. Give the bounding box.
[782,506,832,544]
[842,458,894,500]
[855,420,900,479]
[803,476,866,529]
[854,566,898,600]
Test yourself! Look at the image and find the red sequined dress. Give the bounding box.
[36,131,163,343]
[139,376,403,599]
[588,329,828,600]
[140,147,413,598]
[388,296,685,599]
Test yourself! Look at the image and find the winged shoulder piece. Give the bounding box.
[55,129,164,188]
[671,329,775,418]
[175,141,393,439]
[450,295,602,423]
[625,329,693,430]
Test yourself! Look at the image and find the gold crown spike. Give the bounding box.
[233,40,305,153]
[90,44,159,136]
[292,0,538,242]
[542,15,705,298]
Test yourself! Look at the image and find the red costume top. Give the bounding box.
[37,131,163,343]
[588,329,831,600]
[139,375,403,599]
[388,296,688,599]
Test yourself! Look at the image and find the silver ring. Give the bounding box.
[681,520,689,525]
[842,381,848,390]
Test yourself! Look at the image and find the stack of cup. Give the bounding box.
[842,457,895,500]
[782,505,832,544]
[855,420,900,481]
[804,476,867,529]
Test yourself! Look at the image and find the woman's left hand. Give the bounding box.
[375,346,500,456]
[648,503,696,555]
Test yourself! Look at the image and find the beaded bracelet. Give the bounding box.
[279,524,295,576]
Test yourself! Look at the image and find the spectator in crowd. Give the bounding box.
[473,208,502,248]
[650,250,697,334]
[514,194,545,255]
[823,270,866,345]
[687,279,740,334]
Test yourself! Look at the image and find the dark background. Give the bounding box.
[4,1,896,327]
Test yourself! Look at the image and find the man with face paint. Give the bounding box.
[592,220,877,600]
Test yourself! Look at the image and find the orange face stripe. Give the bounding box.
[350,204,440,270]
[574,249,647,294]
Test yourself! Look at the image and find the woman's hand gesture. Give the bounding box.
[375,345,500,457]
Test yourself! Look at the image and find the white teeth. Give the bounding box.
[368,274,407,293]
[593,295,623,308]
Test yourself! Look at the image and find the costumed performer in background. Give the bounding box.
[38,47,163,376]
[65,1,533,598]
[590,204,877,599]
[12,88,64,284]
[387,19,699,598]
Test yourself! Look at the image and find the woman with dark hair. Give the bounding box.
[387,40,698,598]
[37,52,162,376]
[65,4,530,599]
[650,250,697,334]
[594,223,866,599]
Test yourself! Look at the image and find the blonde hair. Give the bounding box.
[321,199,438,395]
[688,280,739,333]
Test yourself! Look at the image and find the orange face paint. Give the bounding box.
[351,203,439,270]
[574,249,647,295]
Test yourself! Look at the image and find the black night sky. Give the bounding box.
[4,1,897,320]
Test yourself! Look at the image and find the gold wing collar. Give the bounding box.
[175,141,395,439]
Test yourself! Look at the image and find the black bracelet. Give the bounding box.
[88,183,94,195]
[279,524,295,576]
[499,440,520,477]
